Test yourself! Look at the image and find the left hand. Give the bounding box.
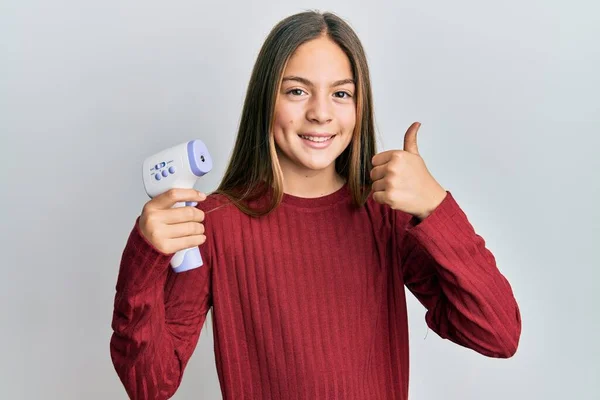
[370,122,448,220]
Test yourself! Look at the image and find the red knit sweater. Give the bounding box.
[110,185,521,400]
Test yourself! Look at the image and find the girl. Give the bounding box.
[110,11,521,400]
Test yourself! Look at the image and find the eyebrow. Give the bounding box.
[282,76,355,87]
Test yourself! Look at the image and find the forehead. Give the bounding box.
[284,36,353,79]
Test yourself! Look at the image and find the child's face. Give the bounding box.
[272,36,356,179]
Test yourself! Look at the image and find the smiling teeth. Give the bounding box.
[300,135,332,142]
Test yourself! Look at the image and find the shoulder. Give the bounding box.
[192,192,240,264]
[195,192,238,221]
[195,191,263,231]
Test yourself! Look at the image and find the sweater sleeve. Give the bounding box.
[109,216,212,399]
[396,191,521,358]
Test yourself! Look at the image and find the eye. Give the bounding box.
[334,91,352,99]
[286,88,307,96]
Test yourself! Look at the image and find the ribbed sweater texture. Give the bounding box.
[110,185,521,399]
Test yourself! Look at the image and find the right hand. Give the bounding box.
[139,188,208,254]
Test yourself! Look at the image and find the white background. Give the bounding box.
[1,0,598,398]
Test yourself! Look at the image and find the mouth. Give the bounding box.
[297,133,336,149]
[297,134,336,143]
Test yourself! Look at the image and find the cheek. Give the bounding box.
[340,107,357,132]
[273,108,297,132]
[338,108,356,147]
[272,112,295,149]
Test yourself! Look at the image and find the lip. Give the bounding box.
[299,132,335,137]
[298,133,336,149]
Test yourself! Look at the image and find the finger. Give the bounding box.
[403,122,421,155]
[372,191,388,205]
[162,206,205,224]
[371,150,395,167]
[166,222,205,239]
[151,188,207,210]
[165,235,206,253]
[370,165,387,182]
[371,179,387,193]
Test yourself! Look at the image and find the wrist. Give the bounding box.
[416,188,447,220]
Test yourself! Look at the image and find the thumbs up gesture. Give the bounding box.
[370,122,448,220]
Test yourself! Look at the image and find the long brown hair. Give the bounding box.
[214,11,377,217]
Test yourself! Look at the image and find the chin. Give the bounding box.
[299,160,335,172]
[297,151,344,173]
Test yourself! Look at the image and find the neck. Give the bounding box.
[279,162,346,199]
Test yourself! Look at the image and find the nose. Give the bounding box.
[306,93,333,124]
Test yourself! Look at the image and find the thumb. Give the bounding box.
[403,122,421,155]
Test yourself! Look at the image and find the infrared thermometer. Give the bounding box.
[142,139,213,272]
